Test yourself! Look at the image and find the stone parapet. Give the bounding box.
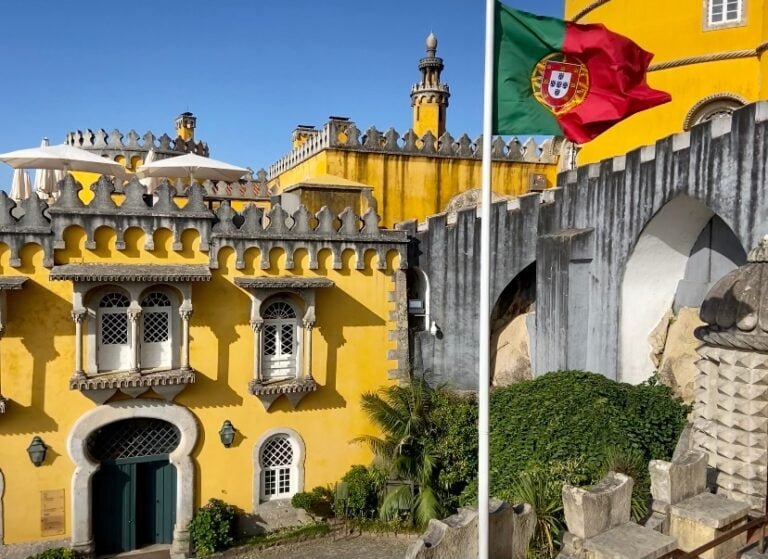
[267,116,562,178]
[559,473,677,559]
[209,202,408,272]
[66,128,209,159]
[406,501,535,559]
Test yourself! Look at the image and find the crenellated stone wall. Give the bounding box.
[268,116,562,179]
[65,128,209,161]
[406,102,768,389]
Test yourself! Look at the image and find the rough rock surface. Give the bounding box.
[492,313,533,386]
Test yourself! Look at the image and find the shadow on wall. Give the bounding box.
[178,270,246,409]
[0,245,69,436]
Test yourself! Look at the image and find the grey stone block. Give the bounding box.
[671,492,750,529]
[563,472,633,540]
[650,450,708,506]
[583,522,678,559]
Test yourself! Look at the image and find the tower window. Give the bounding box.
[707,0,744,27]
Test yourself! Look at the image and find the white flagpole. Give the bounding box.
[479,0,495,557]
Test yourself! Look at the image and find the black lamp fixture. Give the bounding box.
[27,436,47,467]
[219,420,236,448]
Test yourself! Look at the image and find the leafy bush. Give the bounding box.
[333,465,385,520]
[490,371,689,498]
[188,498,237,556]
[291,486,334,519]
[27,549,76,559]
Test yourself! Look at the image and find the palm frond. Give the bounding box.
[380,484,414,521]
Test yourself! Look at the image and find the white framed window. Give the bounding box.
[140,291,173,370]
[262,301,299,380]
[707,0,744,27]
[259,434,300,501]
[97,292,131,372]
[252,428,306,509]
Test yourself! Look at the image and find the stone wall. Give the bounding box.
[408,102,768,389]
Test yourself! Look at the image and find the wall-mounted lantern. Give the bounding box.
[219,420,236,448]
[27,436,47,467]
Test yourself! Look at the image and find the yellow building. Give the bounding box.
[565,0,763,163]
[0,169,408,556]
[270,34,563,228]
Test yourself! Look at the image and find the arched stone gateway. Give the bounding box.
[67,400,198,558]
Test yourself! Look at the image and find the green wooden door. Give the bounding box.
[93,459,176,554]
[93,462,136,554]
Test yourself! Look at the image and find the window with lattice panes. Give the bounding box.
[97,292,132,371]
[708,0,743,25]
[261,435,295,499]
[140,291,174,370]
[262,301,299,380]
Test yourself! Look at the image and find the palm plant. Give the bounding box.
[353,379,443,527]
[509,471,564,559]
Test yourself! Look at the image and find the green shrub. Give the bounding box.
[334,465,385,520]
[291,486,334,519]
[490,371,689,498]
[188,498,237,556]
[27,549,76,559]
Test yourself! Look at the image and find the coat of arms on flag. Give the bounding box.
[531,54,590,115]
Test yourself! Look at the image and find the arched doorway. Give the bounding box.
[620,196,745,385]
[89,418,179,555]
[68,400,198,557]
[491,262,536,385]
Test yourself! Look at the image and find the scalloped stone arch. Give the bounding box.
[67,400,198,557]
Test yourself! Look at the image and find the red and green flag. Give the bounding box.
[493,2,671,143]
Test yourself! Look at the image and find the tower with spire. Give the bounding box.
[411,32,450,138]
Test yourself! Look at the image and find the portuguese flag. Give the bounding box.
[493,2,671,143]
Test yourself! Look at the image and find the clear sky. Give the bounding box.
[0,0,564,188]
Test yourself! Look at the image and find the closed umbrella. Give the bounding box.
[33,138,57,198]
[139,148,160,193]
[10,169,31,201]
[136,152,248,183]
[0,144,126,177]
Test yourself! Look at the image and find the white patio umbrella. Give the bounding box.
[0,144,126,178]
[139,148,160,193]
[33,138,57,198]
[136,152,248,183]
[9,169,31,201]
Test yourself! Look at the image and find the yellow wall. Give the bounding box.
[564,0,765,164]
[274,149,556,227]
[413,103,444,139]
[0,225,399,543]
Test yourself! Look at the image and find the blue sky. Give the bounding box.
[0,1,563,187]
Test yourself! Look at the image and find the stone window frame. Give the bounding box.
[252,427,305,510]
[703,0,746,30]
[77,283,188,375]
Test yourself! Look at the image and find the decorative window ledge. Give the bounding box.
[70,368,196,404]
[248,377,317,410]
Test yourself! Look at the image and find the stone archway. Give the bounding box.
[67,400,198,557]
[620,196,745,386]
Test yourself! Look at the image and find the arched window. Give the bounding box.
[141,292,174,370]
[262,301,299,380]
[684,95,746,130]
[260,435,296,500]
[98,292,131,371]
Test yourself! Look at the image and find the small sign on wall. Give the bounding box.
[41,489,65,537]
